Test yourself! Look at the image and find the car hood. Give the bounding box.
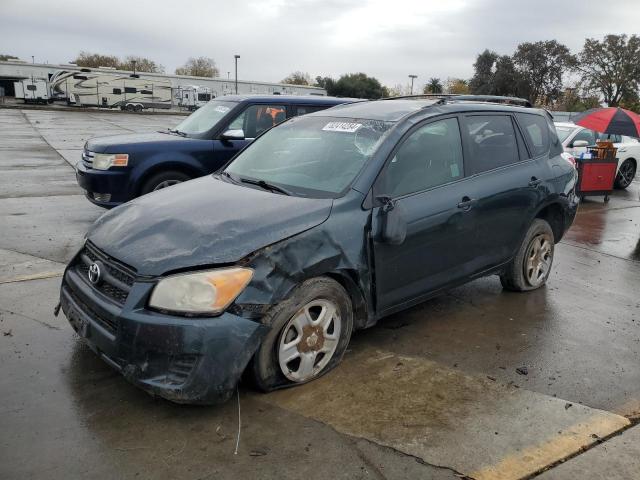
[87,176,333,276]
[86,132,192,153]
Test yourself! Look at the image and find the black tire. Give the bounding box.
[251,277,353,392]
[500,219,555,292]
[614,159,636,190]
[140,170,191,195]
[134,104,143,112]
[126,104,135,112]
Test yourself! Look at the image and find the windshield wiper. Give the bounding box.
[238,177,292,196]
[220,171,239,183]
[167,128,187,137]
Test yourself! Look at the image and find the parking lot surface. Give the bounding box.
[1,108,640,479]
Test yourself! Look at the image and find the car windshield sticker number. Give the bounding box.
[322,122,362,133]
[214,106,230,113]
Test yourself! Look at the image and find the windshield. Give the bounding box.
[555,126,575,143]
[174,100,238,135]
[225,115,393,197]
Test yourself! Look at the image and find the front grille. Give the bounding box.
[74,243,136,305]
[82,149,94,168]
[66,286,118,334]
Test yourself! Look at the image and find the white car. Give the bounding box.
[555,121,639,190]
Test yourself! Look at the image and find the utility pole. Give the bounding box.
[234,55,240,94]
[31,56,34,64]
[132,60,137,76]
[408,74,418,95]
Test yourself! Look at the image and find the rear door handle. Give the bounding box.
[529,177,542,187]
[457,196,476,210]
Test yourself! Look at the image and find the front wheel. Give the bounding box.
[500,219,555,292]
[251,277,353,391]
[140,170,192,196]
[614,159,636,190]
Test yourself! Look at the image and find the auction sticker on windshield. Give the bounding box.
[322,122,362,133]
[214,106,231,113]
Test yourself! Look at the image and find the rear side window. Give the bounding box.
[295,105,327,116]
[463,115,519,174]
[383,117,464,197]
[517,113,549,157]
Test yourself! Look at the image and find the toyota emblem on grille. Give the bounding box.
[88,262,102,285]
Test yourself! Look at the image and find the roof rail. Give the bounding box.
[383,94,532,108]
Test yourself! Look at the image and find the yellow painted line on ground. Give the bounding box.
[470,414,630,480]
[0,271,63,284]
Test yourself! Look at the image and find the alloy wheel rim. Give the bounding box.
[278,299,341,382]
[153,180,182,191]
[525,233,552,287]
[618,161,636,187]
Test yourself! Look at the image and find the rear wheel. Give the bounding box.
[500,219,554,292]
[614,159,636,190]
[125,104,135,112]
[140,170,191,195]
[134,104,143,112]
[251,277,353,391]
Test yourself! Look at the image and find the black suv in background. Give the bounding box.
[76,95,357,208]
[59,95,578,404]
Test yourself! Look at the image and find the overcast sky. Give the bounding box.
[1,0,638,88]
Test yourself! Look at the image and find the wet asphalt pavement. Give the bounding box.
[1,108,640,480]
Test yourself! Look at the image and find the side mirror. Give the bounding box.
[376,195,407,245]
[571,140,589,148]
[221,129,245,141]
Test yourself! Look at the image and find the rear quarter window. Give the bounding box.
[517,113,550,157]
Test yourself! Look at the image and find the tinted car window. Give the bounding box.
[517,113,549,157]
[598,132,622,143]
[295,105,328,116]
[227,104,287,138]
[384,118,464,197]
[464,115,519,174]
[572,129,596,146]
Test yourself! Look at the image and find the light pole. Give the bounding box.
[408,74,417,95]
[31,56,34,64]
[234,55,240,94]
[132,60,137,76]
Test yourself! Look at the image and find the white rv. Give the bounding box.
[14,78,51,104]
[49,70,172,110]
[176,85,213,111]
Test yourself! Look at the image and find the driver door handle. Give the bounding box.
[457,196,476,211]
[529,177,542,187]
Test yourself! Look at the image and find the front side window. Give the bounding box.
[381,118,464,197]
[295,105,327,116]
[571,128,596,146]
[227,104,287,138]
[225,115,393,197]
[517,113,549,157]
[174,99,239,135]
[464,115,519,174]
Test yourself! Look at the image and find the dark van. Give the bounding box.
[76,95,356,207]
[59,95,579,404]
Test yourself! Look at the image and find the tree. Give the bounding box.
[577,34,640,107]
[73,51,163,73]
[175,57,219,77]
[445,78,470,95]
[319,73,386,99]
[469,49,499,95]
[555,87,601,112]
[513,40,575,105]
[386,84,409,97]
[281,71,311,85]
[120,55,164,73]
[0,54,19,61]
[492,55,528,98]
[74,51,120,69]
[424,77,443,94]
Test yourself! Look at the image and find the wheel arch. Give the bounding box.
[534,202,565,243]
[324,270,369,331]
[134,161,203,196]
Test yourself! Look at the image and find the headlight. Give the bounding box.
[93,153,128,170]
[149,267,253,315]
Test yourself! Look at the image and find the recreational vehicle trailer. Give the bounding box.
[49,70,172,110]
[176,85,213,111]
[14,78,51,104]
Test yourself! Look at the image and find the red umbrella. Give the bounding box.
[572,107,640,138]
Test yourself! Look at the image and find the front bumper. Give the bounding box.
[60,255,269,404]
[75,161,131,208]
